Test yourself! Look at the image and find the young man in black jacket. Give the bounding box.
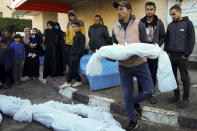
[140,1,165,104]
[165,5,195,108]
[60,21,85,88]
[88,15,111,52]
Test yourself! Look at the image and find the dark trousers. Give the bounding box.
[147,59,158,86]
[6,70,14,84]
[119,62,154,122]
[0,64,13,84]
[66,58,81,83]
[0,64,6,84]
[170,55,190,100]
[138,59,158,93]
[65,45,72,66]
[13,59,24,82]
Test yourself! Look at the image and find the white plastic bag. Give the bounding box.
[0,95,125,131]
[0,95,32,122]
[34,101,125,131]
[43,101,122,127]
[32,104,57,128]
[13,105,32,122]
[88,111,122,128]
[157,51,178,92]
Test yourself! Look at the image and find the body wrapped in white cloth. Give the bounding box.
[86,43,177,92]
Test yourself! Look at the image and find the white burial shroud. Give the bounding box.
[86,43,177,93]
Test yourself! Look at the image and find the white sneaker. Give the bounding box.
[72,81,82,87]
[59,82,72,89]
[22,76,33,81]
[42,79,47,84]
[32,53,37,58]
[28,53,33,57]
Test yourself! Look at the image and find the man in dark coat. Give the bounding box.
[139,1,165,104]
[165,5,195,108]
[88,15,111,52]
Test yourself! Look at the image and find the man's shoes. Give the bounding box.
[177,100,189,109]
[125,121,139,131]
[59,82,72,89]
[149,97,157,104]
[22,76,33,81]
[168,96,180,103]
[134,103,142,117]
[72,81,82,87]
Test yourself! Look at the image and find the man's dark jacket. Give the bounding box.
[141,15,165,46]
[88,24,111,50]
[71,31,85,60]
[164,16,195,57]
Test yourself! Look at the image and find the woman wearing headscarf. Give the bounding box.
[43,21,63,79]
[54,22,66,72]
[22,28,40,79]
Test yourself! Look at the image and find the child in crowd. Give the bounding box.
[0,38,14,88]
[28,28,40,58]
[10,34,26,84]
[60,21,85,88]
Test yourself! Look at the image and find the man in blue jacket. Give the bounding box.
[165,5,195,108]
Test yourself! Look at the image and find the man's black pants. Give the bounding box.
[170,55,190,100]
[66,58,81,83]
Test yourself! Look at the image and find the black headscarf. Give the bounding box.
[47,21,55,28]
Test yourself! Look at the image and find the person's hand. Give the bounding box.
[182,55,188,60]
[168,53,170,56]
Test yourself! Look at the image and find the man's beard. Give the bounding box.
[146,15,154,18]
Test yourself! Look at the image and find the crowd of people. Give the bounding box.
[111,1,195,130]
[0,28,43,87]
[0,1,196,130]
